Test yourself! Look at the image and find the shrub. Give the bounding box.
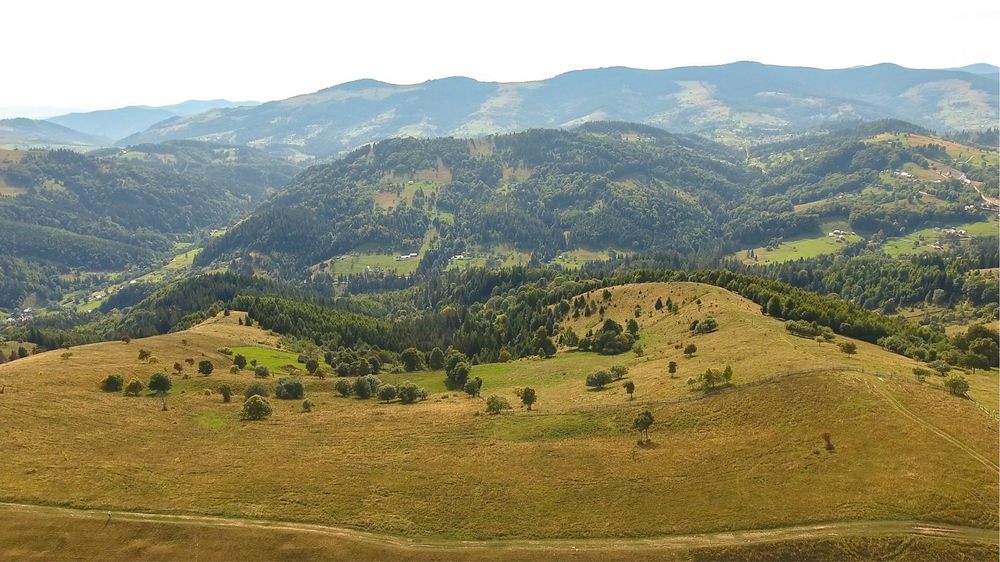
[219,384,232,402]
[138,349,151,362]
[60,352,73,360]
[198,360,214,376]
[305,358,319,374]
[124,378,144,396]
[610,365,628,380]
[334,379,352,397]
[398,381,424,404]
[944,375,970,397]
[254,366,271,378]
[302,399,314,412]
[243,381,270,400]
[838,341,857,354]
[100,374,124,392]
[690,317,718,334]
[683,344,697,357]
[912,367,931,382]
[427,347,445,370]
[400,347,424,372]
[623,380,635,399]
[928,360,951,376]
[377,384,398,403]
[586,370,613,390]
[353,375,381,399]
[519,387,537,411]
[240,395,273,420]
[463,377,483,397]
[485,395,512,415]
[233,354,247,370]
[274,377,305,400]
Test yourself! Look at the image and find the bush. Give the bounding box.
[586,370,613,390]
[334,378,352,397]
[928,360,951,376]
[229,365,240,374]
[485,395,512,415]
[944,375,970,397]
[198,360,214,375]
[219,384,232,402]
[838,341,857,354]
[240,395,273,420]
[254,366,270,378]
[124,378,144,396]
[683,343,697,357]
[610,365,628,380]
[274,377,305,400]
[912,367,930,382]
[377,384,398,403]
[400,347,424,372]
[100,374,124,392]
[302,399,314,412]
[305,358,319,374]
[243,381,270,400]
[352,375,381,399]
[398,381,425,404]
[690,317,718,334]
[233,354,247,369]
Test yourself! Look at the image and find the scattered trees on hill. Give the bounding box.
[633,410,654,443]
[485,395,512,415]
[100,374,124,392]
[687,365,733,393]
[241,395,273,420]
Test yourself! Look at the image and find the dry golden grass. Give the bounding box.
[0,284,996,559]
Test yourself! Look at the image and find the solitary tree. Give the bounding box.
[519,387,537,411]
[148,372,172,410]
[138,349,151,362]
[633,410,654,443]
[610,365,628,380]
[233,354,248,370]
[173,361,184,374]
[586,370,613,390]
[683,343,697,358]
[463,377,482,397]
[397,381,424,404]
[668,361,678,378]
[124,378,144,396]
[428,347,445,370]
[837,341,857,355]
[274,377,305,400]
[623,380,635,399]
[198,360,214,376]
[219,384,232,403]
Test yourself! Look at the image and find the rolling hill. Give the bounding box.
[47,99,259,143]
[122,62,1000,157]
[0,118,104,147]
[0,281,995,560]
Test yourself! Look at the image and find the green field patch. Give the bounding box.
[326,253,421,276]
[881,217,998,257]
[230,346,303,372]
[483,413,612,442]
[735,220,861,265]
[373,180,439,209]
[553,249,613,269]
[194,411,227,431]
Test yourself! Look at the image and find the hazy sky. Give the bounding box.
[3,0,998,117]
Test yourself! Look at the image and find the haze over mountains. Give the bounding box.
[2,62,997,158]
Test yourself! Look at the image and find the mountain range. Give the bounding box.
[124,62,999,157]
[45,99,258,142]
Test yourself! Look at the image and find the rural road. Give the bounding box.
[0,501,997,554]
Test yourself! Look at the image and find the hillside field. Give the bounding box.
[0,282,996,560]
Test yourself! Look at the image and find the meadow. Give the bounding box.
[881,217,998,257]
[0,283,996,560]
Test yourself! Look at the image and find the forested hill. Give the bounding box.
[0,142,299,307]
[196,119,996,281]
[194,125,749,273]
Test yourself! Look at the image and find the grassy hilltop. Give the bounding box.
[0,282,996,560]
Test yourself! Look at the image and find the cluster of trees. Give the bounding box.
[687,365,734,392]
[578,319,637,355]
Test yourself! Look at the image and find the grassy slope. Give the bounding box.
[0,284,996,559]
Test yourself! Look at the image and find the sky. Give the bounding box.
[3,0,998,117]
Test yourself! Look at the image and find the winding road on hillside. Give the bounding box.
[0,502,996,555]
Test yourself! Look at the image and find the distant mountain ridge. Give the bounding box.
[124,62,999,158]
[0,118,103,147]
[47,99,258,142]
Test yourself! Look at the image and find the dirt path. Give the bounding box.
[866,378,1000,474]
[0,501,996,554]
